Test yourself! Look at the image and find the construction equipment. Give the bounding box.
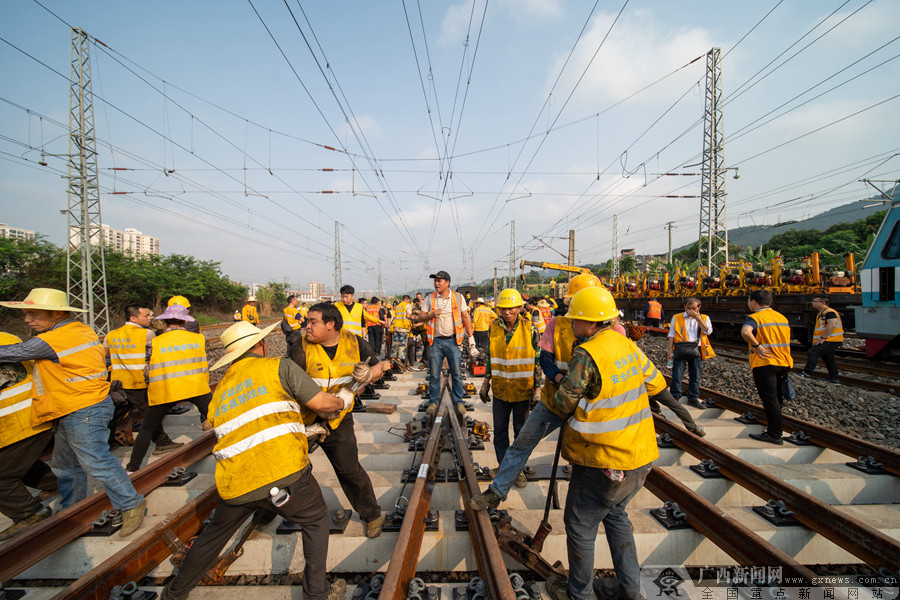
[519,260,592,276]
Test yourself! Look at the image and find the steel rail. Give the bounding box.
[644,467,819,583]
[654,415,900,570]
[379,388,450,600]
[666,376,900,477]
[51,485,219,600]
[446,400,516,600]
[0,431,215,583]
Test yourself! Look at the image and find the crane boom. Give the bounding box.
[519,260,592,275]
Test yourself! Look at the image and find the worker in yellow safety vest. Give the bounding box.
[290,302,386,538]
[478,289,538,489]
[167,295,200,334]
[666,297,715,409]
[335,285,380,338]
[127,303,212,472]
[160,320,349,600]
[801,295,843,383]
[523,297,546,334]
[282,294,304,357]
[390,295,413,367]
[0,288,145,535]
[471,297,497,352]
[741,289,794,445]
[241,296,259,325]
[0,332,58,542]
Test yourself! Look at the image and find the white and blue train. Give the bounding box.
[854,197,900,359]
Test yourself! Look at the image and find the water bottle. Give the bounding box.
[666,358,673,370]
[269,487,289,508]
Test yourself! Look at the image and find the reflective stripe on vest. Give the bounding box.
[813,308,844,342]
[540,316,576,414]
[539,307,552,325]
[532,310,546,335]
[0,332,51,447]
[107,324,150,389]
[302,329,360,429]
[211,357,309,500]
[561,329,664,470]
[425,292,465,346]
[489,315,535,402]
[646,301,662,319]
[472,306,496,332]
[336,302,364,337]
[392,302,411,330]
[32,322,110,425]
[749,308,794,369]
[147,330,210,405]
[283,306,302,331]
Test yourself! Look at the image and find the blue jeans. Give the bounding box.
[53,397,144,511]
[670,356,701,403]
[488,401,563,499]
[428,337,464,406]
[564,463,651,600]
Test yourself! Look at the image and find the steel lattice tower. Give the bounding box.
[612,215,620,280]
[508,220,516,291]
[698,47,728,277]
[334,221,342,295]
[66,27,110,335]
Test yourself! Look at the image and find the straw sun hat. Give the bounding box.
[210,321,280,370]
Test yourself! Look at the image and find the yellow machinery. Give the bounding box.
[520,260,593,299]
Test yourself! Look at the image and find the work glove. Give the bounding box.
[305,423,330,444]
[336,388,355,411]
[468,336,480,359]
[479,378,491,403]
[351,361,373,385]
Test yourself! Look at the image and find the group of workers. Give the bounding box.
[0,272,845,600]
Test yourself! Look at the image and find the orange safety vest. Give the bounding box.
[813,308,844,343]
[365,304,382,328]
[425,291,465,346]
[646,301,662,319]
[0,333,51,448]
[671,313,716,360]
[539,307,553,324]
[748,308,793,369]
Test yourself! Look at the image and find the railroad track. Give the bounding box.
[201,319,280,346]
[3,363,899,598]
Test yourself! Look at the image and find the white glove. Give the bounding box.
[305,423,329,444]
[336,388,355,411]
[352,361,373,385]
[468,336,480,359]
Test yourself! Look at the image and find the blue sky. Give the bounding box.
[2,0,899,294]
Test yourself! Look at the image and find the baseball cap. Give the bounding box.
[429,270,451,282]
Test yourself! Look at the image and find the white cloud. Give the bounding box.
[440,0,563,45]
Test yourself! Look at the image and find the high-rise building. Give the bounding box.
[0,223,36,241]
[310,281,325,298]
[69,224,160,257]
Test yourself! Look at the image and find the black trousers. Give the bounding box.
[491,398,530,466]
[319,413,381,523]
[367,327,384,357]
[474,330,490,351]
[161,467,330,600]
[647,389,701,433]
[752,365,790,436]
[0,429,57,520]
[127,393,211,472]
[804,341,841,378]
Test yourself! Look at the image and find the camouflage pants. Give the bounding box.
[391,330,409,363]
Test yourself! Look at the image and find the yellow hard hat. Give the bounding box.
[167,295,191,309]
[564,273,601,299]
[568,287,618,322]
[496,288,523,308]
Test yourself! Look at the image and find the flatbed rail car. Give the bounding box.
[855,197,900,359]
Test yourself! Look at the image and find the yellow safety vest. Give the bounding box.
[540,316,576,415]
[32,321,110,425]
[392,302,411,331]
[302,329,360,429]
[671,313,716,360]
[489,315,535,402]
[748,308,794,370]
[562,329,665,470]
[425,292,465,346]
[531,309,546,335]
[233,310,242,321]
[283,305,302,331]
[106,323,150,389]
[147,329,210,405]
[211,357,309,500]
[336,302,364,337]
[242,304,259,325]
[813,308,844,343]
[0,333,50,448]
[472,306,497,332]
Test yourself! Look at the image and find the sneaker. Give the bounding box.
[365,515,383,539]
[687,399,704,409]
[546,577,570,600]
[425,403,437,418]
[327,578,348,600]
[0,506,51,542]
[798,371,811,379]
[470,488,501,511]
[152,441,185,455]
[748,431,784,445]
[689,425,707,437]
[119,500,146,536]
[514,471,528,488]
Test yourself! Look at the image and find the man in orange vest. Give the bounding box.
[666,297,714,409]
[642,299,664,327]
[365,297,387,358]
[800,296,843,383]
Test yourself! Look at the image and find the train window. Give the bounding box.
[883,220,900,259]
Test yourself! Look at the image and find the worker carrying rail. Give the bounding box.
[159,320,350,600]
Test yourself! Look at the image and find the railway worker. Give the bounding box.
[290,302,385,538]
[106,304,182,456]
[542,286,665,600]
[283,294,304,358]
[241,296,259,325]
[0,332,58,542]
[159,320,350,600]
[126,304,212,473]
[335,285,375,339]
[415,270,477,418]
[167,295,200,334]
[471,297,497,352]
[523,297,546,335]
[390,295,413,367]
[0,288,146,535]
[537,299,553,327]
[478,289,539,488]
[741,289,793,445]
[667,297,715,409]
[233,309,241,322]
[801,295,843,383]
[384,301,395,360]
[409,297,428,365]
[365,297,387,358]
[642,298,664,327]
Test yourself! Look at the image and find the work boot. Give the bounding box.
[152,441,185,455]
[545,577,571,600]
[326,578,348,600]
[455,403,467,417]
[748,431,784,445]
[119,500,146,536]
[365,515,383,538]
[38,488,59,501]
[425,403,437,418]
[515,472,528,488]
[689,425,707,437]
[0,506,51,542]
[798,371,811,379]
[470,488,501,511]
